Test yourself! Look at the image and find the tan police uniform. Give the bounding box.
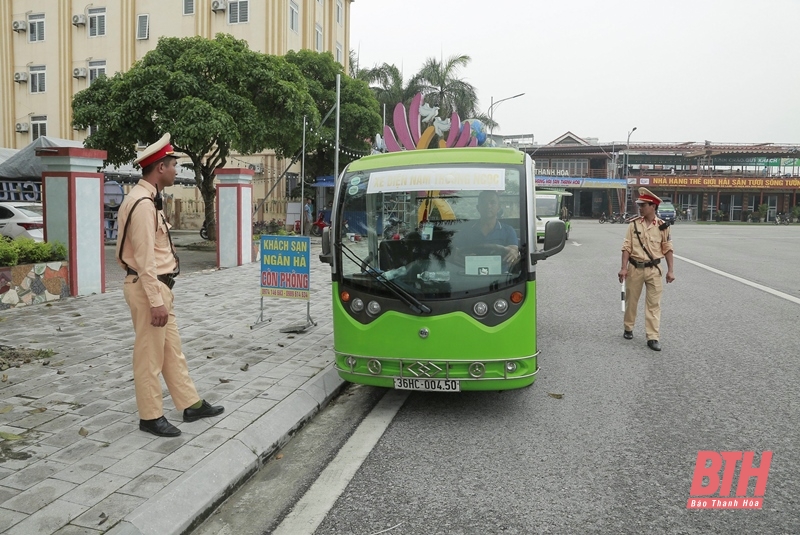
[116,149,200,420]
[621,195,673,341]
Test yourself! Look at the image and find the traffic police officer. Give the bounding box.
[618,187,675,351]
[116,133,223,436]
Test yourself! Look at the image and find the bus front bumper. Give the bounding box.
[334,352,540,391]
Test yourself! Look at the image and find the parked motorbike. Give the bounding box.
[310,211,329,236]
[774,213,791,225]
[599,212,607,224]
[383,215,405,239]
[200,220,209,240]
[612,212,629,224]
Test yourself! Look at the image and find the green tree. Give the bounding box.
[411,54,480,122]
[72,34,319,239]
[284,50,382,189]
[364,63,422,130]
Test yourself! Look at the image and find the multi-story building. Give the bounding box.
[1,0,352,223]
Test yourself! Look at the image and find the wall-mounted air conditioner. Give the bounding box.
[14,72,28,83]
[12,20,26,32]
[72,14,87,26]
[15,122,30,133]
[211,0,227,12]
[73,67,88,79]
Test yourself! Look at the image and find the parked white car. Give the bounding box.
[0,202,44,242]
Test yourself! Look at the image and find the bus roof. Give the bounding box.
[347,147,526,172]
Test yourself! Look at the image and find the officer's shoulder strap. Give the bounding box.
[117,196,157,270]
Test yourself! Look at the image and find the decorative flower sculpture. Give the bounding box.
[382,93,478,152]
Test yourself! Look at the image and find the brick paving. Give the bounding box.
[0,238,343,535]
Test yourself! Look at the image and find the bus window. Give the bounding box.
[338,165,524,300]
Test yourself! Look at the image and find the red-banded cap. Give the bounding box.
[135,133,178,168]
[635,187,661,206]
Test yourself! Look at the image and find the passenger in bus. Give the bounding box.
[453,190,520,266]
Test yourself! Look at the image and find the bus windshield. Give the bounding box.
[535,195,559,217]
[338,163,525,299]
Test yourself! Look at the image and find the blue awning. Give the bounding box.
[312,175,335,187]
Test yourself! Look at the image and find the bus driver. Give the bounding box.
[453,190,520,268]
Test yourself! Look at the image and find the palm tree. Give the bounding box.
[349,53,418,130]
[367,63,420,127]
[411,54,479,121]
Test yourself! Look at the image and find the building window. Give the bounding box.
[29,66,46,93]
[336,43,342,64]
[550,158,588,177]
[28,13,45,42]
[88,8,106,37]
[31,116,47,141]
[89,60,106,85]
[315,24,323,51]
[183,0,195,15]
[289,1,299,32]
[229,0,249,24]
[136,14,149,39]
[336,1,343,25]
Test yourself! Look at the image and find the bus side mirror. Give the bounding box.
[530,220,566,262]
[319,227,332,265]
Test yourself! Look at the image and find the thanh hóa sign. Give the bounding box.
[260,235,310,299]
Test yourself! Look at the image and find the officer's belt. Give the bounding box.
[126,268,177,289]
[629,258,661,269]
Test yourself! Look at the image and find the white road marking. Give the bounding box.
[675,254,800,305]
[272,389,410,535]
[571,241,581,246]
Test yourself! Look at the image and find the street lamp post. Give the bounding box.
[624,126,637,212]
[487,93,525,137]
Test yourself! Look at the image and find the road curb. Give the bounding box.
[105,366,346,535]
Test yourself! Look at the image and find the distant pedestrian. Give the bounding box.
[304,198,313,235]
[618,187,675,351]
[116,133,223,437]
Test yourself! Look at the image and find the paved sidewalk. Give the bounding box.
[0,239,344,535]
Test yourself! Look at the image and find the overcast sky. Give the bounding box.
[350,0,800,145]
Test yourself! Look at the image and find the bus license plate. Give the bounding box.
[394,378,460,392]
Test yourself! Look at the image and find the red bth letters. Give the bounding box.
[687,451,772,509]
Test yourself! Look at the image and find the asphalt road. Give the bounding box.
[197,220,800,534]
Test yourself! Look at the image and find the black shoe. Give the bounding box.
[647,340,662,351]
[139,416,181,437]
[623,330,633,340]
[183,400,225,422]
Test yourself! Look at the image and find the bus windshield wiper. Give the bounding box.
[338,243,431,314]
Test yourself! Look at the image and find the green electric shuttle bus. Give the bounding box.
[319,147,566,391]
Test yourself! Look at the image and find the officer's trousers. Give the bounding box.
[123,276,200,420]
[624,264,663,340]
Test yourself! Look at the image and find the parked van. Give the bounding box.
[535,190,572,241]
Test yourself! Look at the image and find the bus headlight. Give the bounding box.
[505,361,518,373]
[367,300,382,316]
[493,299,509,315]
[345,356,357,369]
[351,298,364,312]
[473,302,488,317]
